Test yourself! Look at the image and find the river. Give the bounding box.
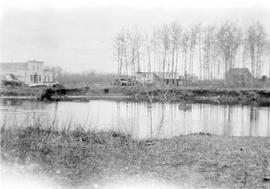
[1,99,270,139]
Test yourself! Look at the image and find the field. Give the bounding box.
[1,125,270,188]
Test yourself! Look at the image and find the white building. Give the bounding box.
[0,60,54,85]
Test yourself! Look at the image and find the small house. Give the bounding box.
[179,74,198,86]
[154,72,181,85]
[135,72,162,84]
[135,72,197,86]
[225,68,254,87]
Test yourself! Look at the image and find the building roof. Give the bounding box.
[226,68,252,76]
[137,72,181,79]
[27,60,43,64]
[155,72,181,79]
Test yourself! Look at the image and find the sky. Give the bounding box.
[0,0,270,73]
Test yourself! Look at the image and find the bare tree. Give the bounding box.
[114,30,127,84]
[245,22,267,78]
[196,24,203,80]
[144,32,152,72]
[188,25,199,77]
[170,22,182,85]
[245,25,256,76]
[159,25,171,80]
[114,21,269,85]
[126,30,137,77]
[255,23,267,78]
[181,29,189,83]
[216,22,242,78]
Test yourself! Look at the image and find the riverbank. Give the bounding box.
[0,95,133,102]
[1,126,270,188]
[135,88,270,106]
[2,86,270,106]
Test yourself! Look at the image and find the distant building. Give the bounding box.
[113,75,137,86]
[135,72,162,84]
[135,72,197,86]
[225,68,254,87]
[0,60,54,85]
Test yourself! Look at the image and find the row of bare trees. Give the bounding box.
[114,21,269,81]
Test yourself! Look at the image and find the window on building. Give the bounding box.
[39,75,41,81]
[30,75,33,81]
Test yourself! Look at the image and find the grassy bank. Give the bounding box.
[2,86,270,106]
[134,87,270,106]
[1,126,270,188]
[0,86,43,96]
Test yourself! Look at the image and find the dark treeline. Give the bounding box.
[114,21,270,80]
[56,70,115,87]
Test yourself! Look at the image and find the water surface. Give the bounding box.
[1,99,270,139]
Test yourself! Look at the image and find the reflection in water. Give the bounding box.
[146,103,153,136]
[1,99,270,139]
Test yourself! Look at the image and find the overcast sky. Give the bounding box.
[1,0,270,73]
